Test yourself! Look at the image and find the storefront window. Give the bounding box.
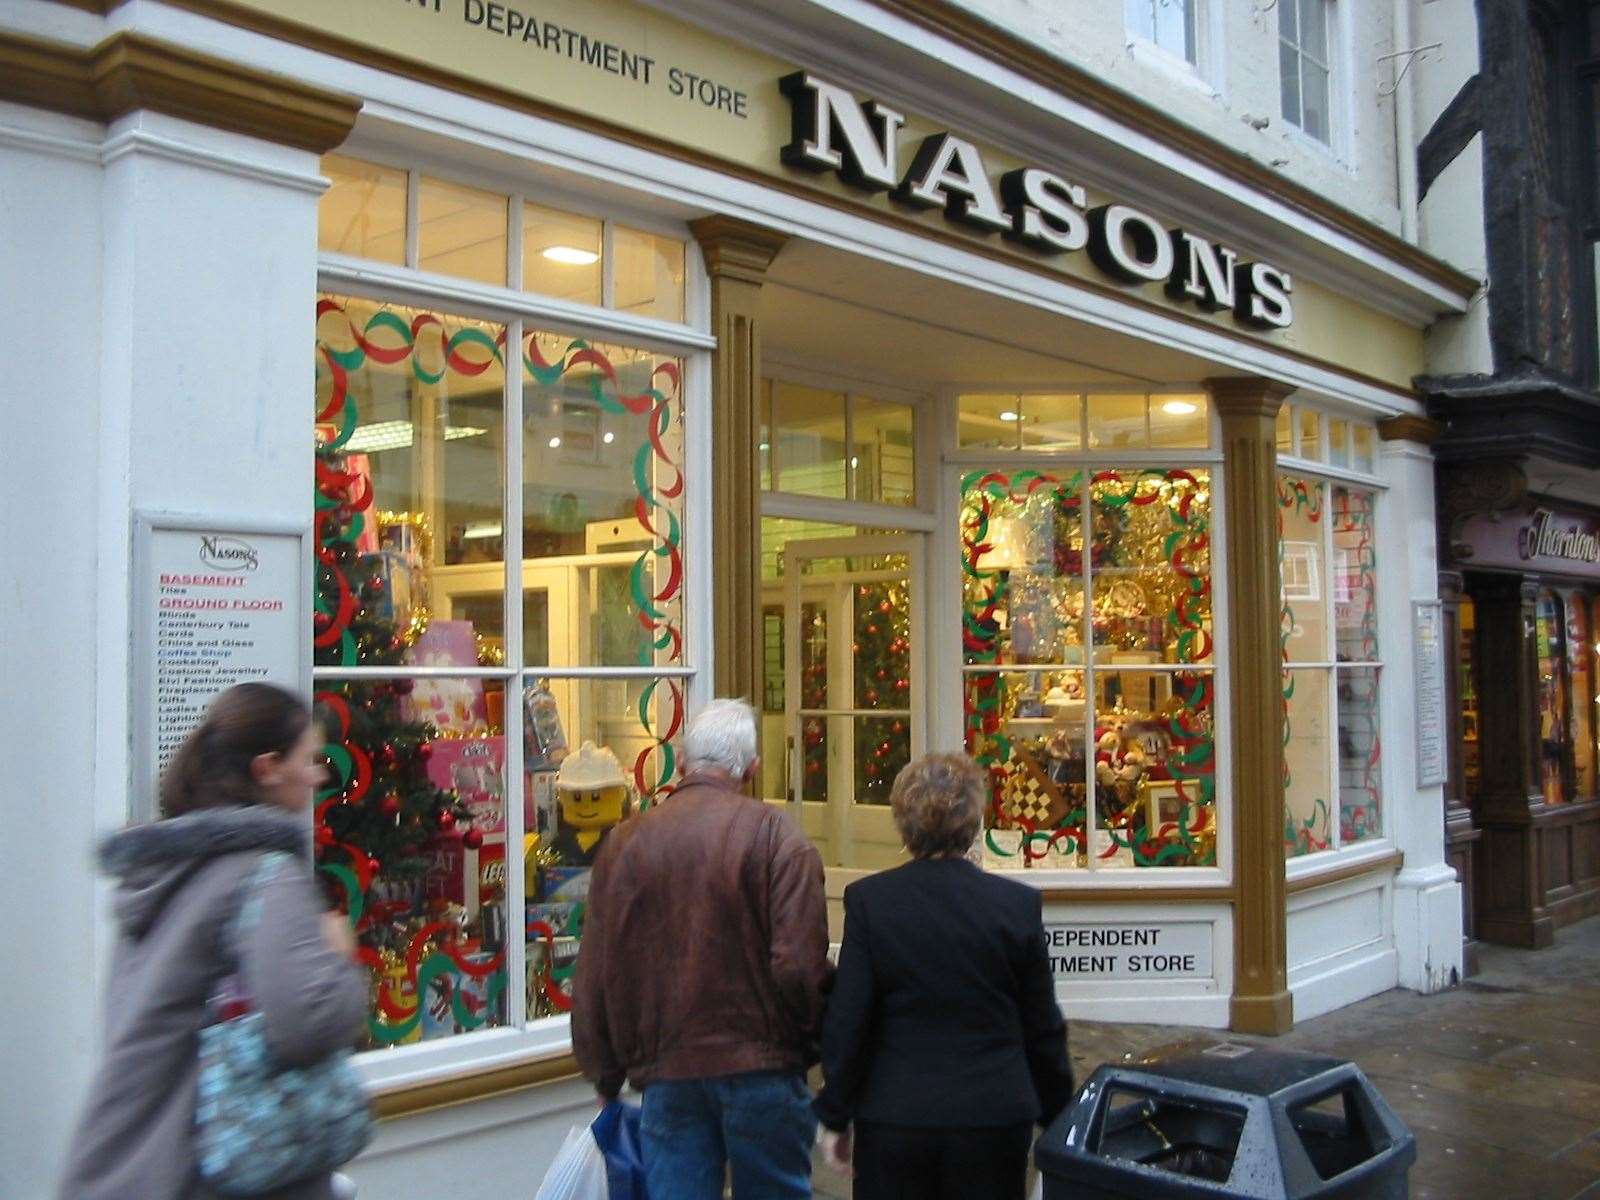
[317,156,687,321]
[313,290,689,1047]
[764,379,916,506]
[961,468,1216,870]
[1536,590,1570,804]
[319,155,406,264]
[1279,476,1384,855]
[1567,595,1596,799]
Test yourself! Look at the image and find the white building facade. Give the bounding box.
[0,1,1478,1196]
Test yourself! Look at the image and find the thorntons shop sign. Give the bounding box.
[1458,506,1600,579]
[779,72,1294,331]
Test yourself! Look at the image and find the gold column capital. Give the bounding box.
[0,28,361,154]
[1206,376,1295,419]
[690,216,790,286]
[1376,414,1443,444]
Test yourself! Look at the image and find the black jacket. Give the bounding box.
[814,857,1073,1132]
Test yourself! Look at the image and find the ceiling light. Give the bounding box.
[758,441,770,451]
[602,431,615,445]
[343,420,487,453]
[548,436,562,449]
[998,410,1021,422]
[462,523,502,541]
[849,456,860,469]
[542,245,600,265]
[1162,400,1199,416]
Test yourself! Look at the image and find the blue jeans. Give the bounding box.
[640,1070,817,1200]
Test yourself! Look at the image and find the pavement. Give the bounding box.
[811,915,1600,1199]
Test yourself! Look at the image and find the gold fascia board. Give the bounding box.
[0,28,360,154]
[38,1,1425,404]
[372,1052,584,1121]
[866,0,1478,303]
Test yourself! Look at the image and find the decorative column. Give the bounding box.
[1436,568,1481,974]
[1375,415,1464,993]
[1209,376,1294,1035]
[1466,571,1550,947]
[688,216,788,704]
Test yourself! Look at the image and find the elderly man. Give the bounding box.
[572,698,830,1200]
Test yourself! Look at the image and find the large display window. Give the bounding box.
[956,390,1219,873]
[311,154,699,1060]
[1278,455,1385,857]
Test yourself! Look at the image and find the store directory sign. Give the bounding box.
[133,514,309,815]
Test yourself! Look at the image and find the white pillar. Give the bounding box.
[1377,425,1464,992]
[0,97,326,1197]
[0,97,109,1200]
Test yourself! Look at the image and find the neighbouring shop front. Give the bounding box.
[0,0,1478,1195]
[1440,484,1600,949]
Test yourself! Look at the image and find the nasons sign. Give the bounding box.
[779,72,1293,331]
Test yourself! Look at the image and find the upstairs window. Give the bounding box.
[1280,0,1333,144]
[1125,0,1198,65]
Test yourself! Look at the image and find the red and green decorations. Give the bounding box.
[1332,486,1380,843]
[960,467,1215,869]
[1278,474,1330,856]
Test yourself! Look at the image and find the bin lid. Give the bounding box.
[1121,1044,1353,1099]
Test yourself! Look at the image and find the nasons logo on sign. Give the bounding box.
[778,72,1293,331]
[198,535,260,572]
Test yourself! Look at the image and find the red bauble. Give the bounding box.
[461,827,483,850]
[377,742,397,766]
[313,610,331,630]
[878,600,892,614]
[436,809,456,831]
[365,854,382,877]
[416,739,432,760]
[314,824,335,846]
[380,793,401,817]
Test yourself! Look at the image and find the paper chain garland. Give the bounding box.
[312,298,690,1035]
[959,468,1216,867]
[1333,487,1381,843]
[1278,475,1330,855]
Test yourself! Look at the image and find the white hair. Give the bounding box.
[684,698,759,778]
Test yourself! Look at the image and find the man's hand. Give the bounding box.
[818,1127,853,1177]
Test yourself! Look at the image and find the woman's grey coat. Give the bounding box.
[58,806,369,1200]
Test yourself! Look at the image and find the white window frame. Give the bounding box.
[313,150,714,1091]
[937,386,1232,891]
[1278,0,1337,149]
[1277,411,1394,880]
[1124,0,1226,95]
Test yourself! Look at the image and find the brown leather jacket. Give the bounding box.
[571,770,830,1097]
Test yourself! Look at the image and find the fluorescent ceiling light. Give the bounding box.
[758,441,770,451]
[462,523,502,541]
[998,410,1021,422]
[542,245,600,265]
[548,436,562,449]
[1161,400,1199,416]
[602,431,615,445]
[849,456,860,469]
[343,420,487,453]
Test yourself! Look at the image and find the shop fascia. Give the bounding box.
[780,72,1293,331]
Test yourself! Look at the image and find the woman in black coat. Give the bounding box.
[814,753,1074,1200]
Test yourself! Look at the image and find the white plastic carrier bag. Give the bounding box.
[534,1122,609,1200]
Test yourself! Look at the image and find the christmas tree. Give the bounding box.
[853,580,911,803]
[312,457,472,914]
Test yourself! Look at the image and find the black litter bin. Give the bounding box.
[1036,1043,1415,1199]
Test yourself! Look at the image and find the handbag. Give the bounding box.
[194,851,374,1196]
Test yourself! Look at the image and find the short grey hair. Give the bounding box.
[890,753,986,858]
[684,698,760,778]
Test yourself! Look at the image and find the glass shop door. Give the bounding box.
[782,535,923,871]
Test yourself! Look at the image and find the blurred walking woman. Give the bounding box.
[59,683,368,1200]
[814,753,1074,1200]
